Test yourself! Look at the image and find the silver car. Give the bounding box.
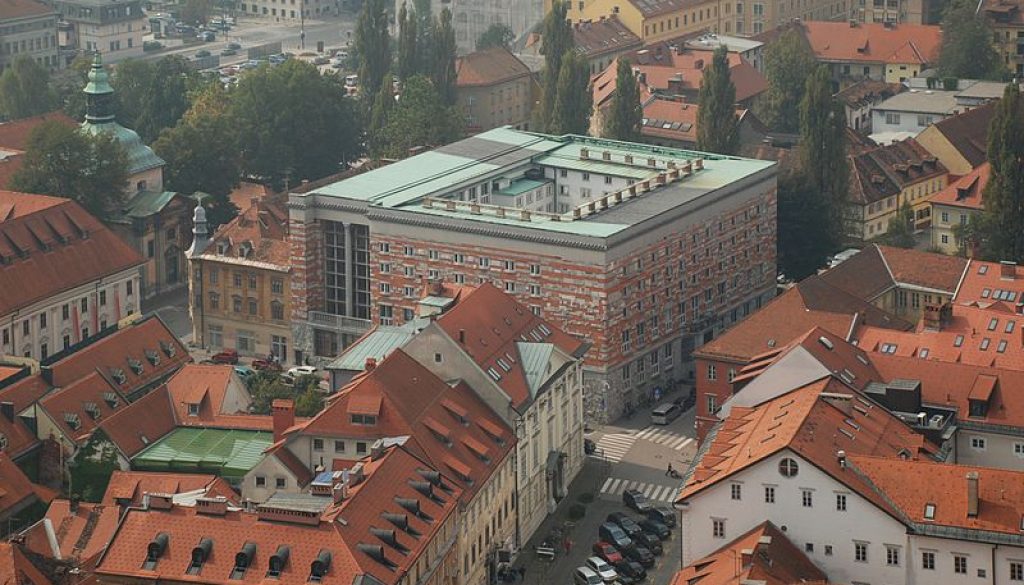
[585,557,619,583]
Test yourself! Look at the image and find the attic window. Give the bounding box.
[856,354,869,365]
[127,358,144,375]
[188,403,200,416]
[980,338,991,351]
[102,391,120,408]
[110,368,127,385]
[160,340,176,358]
[1007,321,1016,333]
[83,401,101,420]
[145,349,160,366]
[999,339,1009,353]
[381,512,421,537]
[217,242,229,255]
[187,538,213,575]
[979,265,989,275]
[504,352,516,364]
[350,414,377,425]
[267,545,290,579]
[838,428,855,440]
[954,335,965,348]
[356,544,398,569]
[988,318,999,331]
[818,336,834,350]
[64,412,81,430]
[919,348,929,358]
[538,324,552,337]
[309,550,332,583]
[924,503,936,520]
[880,343,898,354]
[143,533,169,570]
[982,288,991,298]
[844,418,861,431]
[497,358,512,372]
[370,527,411,554]
[230,542,257,580]
[487,367,502,381]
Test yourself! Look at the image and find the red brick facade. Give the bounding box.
[694,356,746,440]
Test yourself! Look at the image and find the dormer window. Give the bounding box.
[350,414,377,425]
[64,412,81,430]
[924,503,936,520]
[102,391,120,409]
[217,241,230,255]
[110,368,127,385]
[84,401,101,420]
[160,340,176,358]
[238,241,253,258]
[145,349,160,366]
[188,403,200,416]
[267,545,290,579]
[230,543,257,580]
[127,358,144,375]
[143,533,169,570]
[309,550,332,583]
[187,538,213,575]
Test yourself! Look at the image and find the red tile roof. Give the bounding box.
[22,500,120,569]
[96,444,461,585]
[820,245,967,301]
[929,162,989,211]
[850,455,1024,535]
[671,521,828,585]
[0,452,41,518]
[953,257,1024,305]
[102,471,240,507]
[571,16,642,59]
[982,0,1024,24]
[679,378,934,508]
[199,198,290,269]
[0,403,38,460]
[46,316,189,395]
[227,181,274,212]
[0,542,54,585]
[456,48,532,88]
[38,371,128,443]
[0,374,48,412]
[847,139,947,205]
[434,282,585,408]
[834,79,905,109]
[97,384,176,458]
[299,349,514,501]
[800,21,942,66]
[165,364,273,430]
[925,102,996,169]
[0,112,75,152]
[696,275,912,363]
[0,193,143,317]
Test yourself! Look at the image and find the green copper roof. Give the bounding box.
[497,178,550,197]
[122,190,179,218]
[81,120,166,175]
[83,54,112,95]
[131,427,273,480]
[517,342,554,398]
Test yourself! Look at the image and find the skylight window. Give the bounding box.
[880,343,898,354]
[954,335,964,348]
[1007,321,1016,334]
[988,318,998,331]
[924,503,936,520]
[980,338,991,351]
[919,348,929,358]
[979,265,989,275]
[982,288,991,298]
[487,368,501,381]
[497,358,511,372]
[998,340,1008,353]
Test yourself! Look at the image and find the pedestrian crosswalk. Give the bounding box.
[599,477,680,503]
[634,426,695,451]
[593,433,637,462]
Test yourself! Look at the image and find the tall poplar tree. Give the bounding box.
[759,28,815,133]
[979,84,1024,260]
[938,0,1005,81]
[397,2,418,82]
[603,58,642,142]
[432,8,458,106]
[538,0,572,131]
[696,46,739,155]
[799,65,848,246]
[356,0,393,106]
[548,51,591,135]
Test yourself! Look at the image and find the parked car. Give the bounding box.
[198,31,215,41]
[233,365,256,380]
[598,522,632,551]
[591,542,623,565]
[584,557,618,583]
[646,507,675,528]
[638,518,670,540]
[622,489,653,514]
[313,56,329,65]
[287,365,318,378]
[612,560,646,584]
[650,402,682,425]
[330,58,344,68]
[632,532,662,556]
[573,567,602,585]
[607,512,643,538]
[226,41,242,49]
[210,349,239,364]
[220,48,237,56]
[195,49,211,58]
[252,358,283,372]
[623,545,655,568]
[240,60,260,69]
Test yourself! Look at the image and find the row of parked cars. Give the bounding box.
[574,489,676,585]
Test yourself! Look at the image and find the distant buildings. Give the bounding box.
[869,83,1005,143]
[239,0,337,21]
[915,102,996,176]
[0,0,59,72]
[798,20,941,84]
[288,128,778,421]
[929,163,989,254]
[406,0,542,54]
[455,47,536,133]
[639,97,769,150]
[52,0,144,61]
[980,0,1024,78]
[570,16,643,75]
[835,79,904,133]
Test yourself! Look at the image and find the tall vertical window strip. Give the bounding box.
[323,220,348,316]
[352,224,370,320]
[324,222,371,320]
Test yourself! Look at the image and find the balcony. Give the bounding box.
[308,310,372,335]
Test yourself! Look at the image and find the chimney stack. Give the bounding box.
[1001,260,1017,280]
[837,450,847,468]
[458,329,466,344]
[966,472,979,517]
[272,399,295,443]
[364,357,377,371]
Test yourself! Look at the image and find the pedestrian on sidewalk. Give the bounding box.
[518,566,526,581]
[563,537,572,554]
[666,462,674,477]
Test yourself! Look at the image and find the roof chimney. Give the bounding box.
[458,329,465,344]
[196,496,229,516]
[837,450,847,468]
[365,357,377,371]
[272,399,295,443]
[0,401,13,422]
[967,472,979,517]
[1001,261,1017,280]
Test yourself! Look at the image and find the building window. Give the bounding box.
[954,555,967,574]
[210,268,219,284]
[62,304,69,320]
[313,439,324,451]
[334,440,345,453]
[764,486,775,503]
[81,298,88,313]
[233,297,242,313]
[802,489,813,507]
[1009,561,1022,580]
[255,475,266,487]
[271,336,287,358]
[824,545,833,556]
[271,301,284,320]
[778,458,799,477]
[210,293,220,309]
[237,330,255,353]
[886,546,900,566]
[836,493,847,511]
[922,551,935,570]
[248,275,257,289]
[712,519,725,538]
[276,477,286,488]
[706,394,717,415]
[855,543,867,562]
[234,273,242,287]
[99,291,106,307]
[707,363,716,380]
[248,299,258,315]
[730,483,741,500]
[428,250,439,260]
[272,278,284,294]
[356,442,367,454]
[971,437,987,450]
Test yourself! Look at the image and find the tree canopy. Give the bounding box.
[799,65,848,246]
[397,2,419,82]
[230,60,362,189]
[10,120,128,218]
[978,84,1024,260]
[776,169,833,280]
[0,55,56,120]
[548,51,592,135]
[476,23,515,50]
[696,46,739,155]
[938,0,1005,81]
[885,200,917,248]
[355,0,393,103]
[248,373,325,417]
[603,58,642,142]
[112,56,200,143]
[431,8,458,106]
[537,0,573,131]
[759,28,816,133]
[377,75,462,158]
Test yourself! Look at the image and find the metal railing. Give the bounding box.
[308,310,372,333]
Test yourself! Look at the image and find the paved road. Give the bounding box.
[141,286,192,342]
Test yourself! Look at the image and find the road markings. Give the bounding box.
[593,432,638,462]
[599,478,681,502]
[634,426,696,451]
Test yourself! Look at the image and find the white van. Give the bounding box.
[651,402,682,425]
[344,74,358,88]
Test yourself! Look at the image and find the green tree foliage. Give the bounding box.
[153,85,240,229]
[413,0,434,74]
[886,200,917,248]
[397,2,419,82]
[776,169,833,280]
[799,65,848,246]
[356,0,393,105]
[181,0,212,24]
[759,28,815,133]
[938,0,1005,81]
[10,120,128,217]
[230,60,362,189]
[696,46,739,155]
[368,82,396,156]
[113,56,198,143]
[53,54,93,120]
[603,58,642,142]
[538,0,573,131]
[248,373,324,417]
[548,51,592,135]
[378,75,462,157]
[978,84,1024,260]
[0,55,56,120]
[476,23,515,50]
[70,430,120,502]
[432,8,458,106]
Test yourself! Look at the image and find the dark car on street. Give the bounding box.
[638,519,670,540]
[598,522,632,551]
[607,512,644,538]
[646,507,675,527]
[622,488,653,513]
[623,544,655,567]
[591,542,623,565]
[612,560,646,584]
[211,349,238,364]
[633,531,663,555]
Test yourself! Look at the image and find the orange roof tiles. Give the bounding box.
[821,245,967,300]
[641,96,699,143]
[0,373,49,412]
[571,16,642,59]
[97,384,176,457]
[456,47,532,88]
[102,470,239,506]
[434,282,585,408]
[299,349,513,502]
[847,139,947,206]
[0,452,40,518]
[850,455,1024,535]
[23,500,120,568]
[0,193,144,317]
[671,521,828,585]
[800,21,941,66]
[953,258,1024,305]
[0,112,75,153]
[930,161,989,210]
[164,364,271,429]
[37,371,127,443]
[926,102,995,169]
[199,198,290,269]
[0,542,54,585]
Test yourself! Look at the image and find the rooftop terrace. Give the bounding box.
[131,427,273,481]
